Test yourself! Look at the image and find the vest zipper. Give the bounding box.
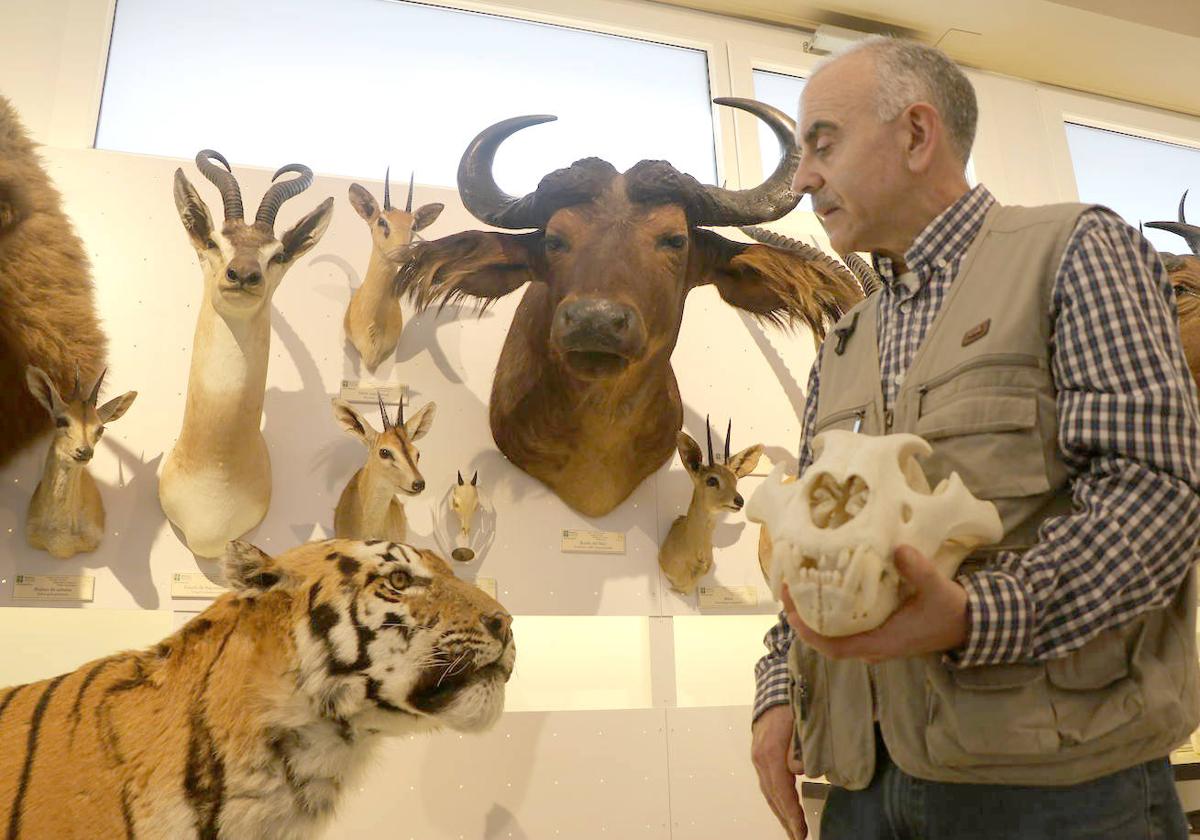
[914,353,1042,416]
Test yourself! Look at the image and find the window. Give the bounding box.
[1065,122,1200,253]
[96,0,717,192]
[751,69,805,172]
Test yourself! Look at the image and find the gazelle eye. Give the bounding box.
[95,426,105,437]
[378,219,391,237]
[204,238,217,250]
[705,476,719,488]
[388,569,412,589]
[55,417,68,428]
[379,449,393,460]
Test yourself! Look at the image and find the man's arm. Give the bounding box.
[952,208,1200,667]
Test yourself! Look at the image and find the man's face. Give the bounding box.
[791,52,908,255]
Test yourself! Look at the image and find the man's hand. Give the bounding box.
[783,545,969,663]
[751,704,807,840]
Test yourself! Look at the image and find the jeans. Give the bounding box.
[820,729,1188,840]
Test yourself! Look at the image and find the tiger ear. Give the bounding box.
[222,540,289,597]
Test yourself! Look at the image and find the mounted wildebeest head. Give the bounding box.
[1146,190,1200,390]
[397,98,862,516]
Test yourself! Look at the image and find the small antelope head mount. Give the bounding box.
[26,366,137,465]
[452,470,480,538]
[173,150,334,319]
[677,418,763,513]
[348,169,444,263]
[333,394,437,496]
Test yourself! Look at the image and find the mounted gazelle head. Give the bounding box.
[677,418,763,513]
[25,366,137,465]
[349,169,444,262]
[173,150,334,319]
[452,470,480,538]
[332,394,437,496]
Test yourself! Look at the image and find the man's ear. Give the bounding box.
[396,230,540,312]
[676,432,703,475]
[173,169,215,250]
[727,443,764,479]
[348,184,378,222]
[689,228,861,341]
[332,398,377,448]
[279,197,334,263]
[901,102,941,174]
[222,540,290,597]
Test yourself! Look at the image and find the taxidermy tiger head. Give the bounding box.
[225,537,514,734]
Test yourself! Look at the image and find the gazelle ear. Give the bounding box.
[404,402,436,441]
[348,184,378,222]
[412,202,444,232]
[98,390,138,424]
[222,540,290,597]
[727,443,764,479]
[173,169,214,249]
[332,399,377,447]
[676,432,703,475]
[25,365,65,417]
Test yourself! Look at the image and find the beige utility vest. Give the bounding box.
[789,202,1200,789]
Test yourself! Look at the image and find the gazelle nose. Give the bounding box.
[482,612,512,643]
[733,494,744,509]
[412,479,425,493]
[74,446,93,462]
[225,266,262,287]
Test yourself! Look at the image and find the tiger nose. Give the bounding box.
[482,612,511,643]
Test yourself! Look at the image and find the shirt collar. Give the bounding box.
[871,184,996,294]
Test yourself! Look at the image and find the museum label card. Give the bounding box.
[698,585,759,609]
[170,572,228,600]
[13,574,95,602]
[339,380,406,405]
[474,577,498,599]
[560,529,626,555]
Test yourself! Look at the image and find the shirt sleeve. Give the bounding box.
[951,208,1200,667]
[753,362,822,720]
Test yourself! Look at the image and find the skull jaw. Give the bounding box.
[772,541,901,637]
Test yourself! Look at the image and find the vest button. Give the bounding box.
[885,409,894,429]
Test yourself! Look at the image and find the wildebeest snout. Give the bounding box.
[551,298,645,358]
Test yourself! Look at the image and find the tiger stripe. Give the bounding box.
[7,673,67,839]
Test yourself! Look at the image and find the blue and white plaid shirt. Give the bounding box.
[754,184,1200,722]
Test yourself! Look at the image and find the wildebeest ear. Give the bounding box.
[0,177,31,237]
[222,540,290,596]
[396,230,539,312]
[690,228,861,341]
[173,169,214,248]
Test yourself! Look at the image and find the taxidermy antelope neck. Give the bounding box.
[399,98,860,516]
[25,366,136,558]
[346,170,444,371]
[659,419,761,595]
[333,394,436,543]
[1147,190,1200,389]
[160,151,333,558]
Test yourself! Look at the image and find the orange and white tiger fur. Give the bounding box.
[0,538,515,839]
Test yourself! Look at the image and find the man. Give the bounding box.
[752,37,1200,840]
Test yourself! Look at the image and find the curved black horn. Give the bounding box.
[457,114,558,229]
[695,98,801,226]
[725,419,731,462]
[706,415,714,467]
[255,163,314,230]
[406,171,415,214]
[377,392,391,431]
[396,397,405,428]
[1146,189,1200,257]
[383,166,392,211]
[87,368,107,406]
[738,224,870,293]
[195,150,244,221]
[842,252,882,296]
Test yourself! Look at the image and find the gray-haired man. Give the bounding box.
[752,37,1200,840]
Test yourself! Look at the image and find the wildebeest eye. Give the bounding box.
[659,233,688,250]
[543,233,568,253]
[55,416,69,428]
[388,569,413,589]
[379,448,394,460]
[705,475,719,488]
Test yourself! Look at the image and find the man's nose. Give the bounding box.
[791,156,821,195]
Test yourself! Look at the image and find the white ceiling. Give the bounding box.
[656,0,1200,118]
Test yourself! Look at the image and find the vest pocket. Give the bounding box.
[915,392,1050,498]
[813,403,869,435]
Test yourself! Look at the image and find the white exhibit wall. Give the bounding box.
[1,0,1200,838]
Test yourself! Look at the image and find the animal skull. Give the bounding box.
[746,430,1003,636]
